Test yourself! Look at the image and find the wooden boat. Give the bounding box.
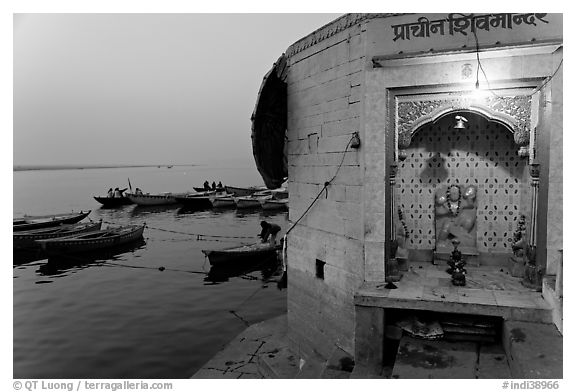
[175,191,222,210]
[225,185,266,197]
[36,224,145,254]
[261,198,288,211]
[126,192,182,206]
[93,196,134,207]
[202,242,282,267]
[13,211,91,232]
[235,190,273,209]
[193,186,225,193]
[271,189,288,200]
[14,221,102,250]
[211,195,236,208]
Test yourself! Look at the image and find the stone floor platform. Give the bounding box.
[391,336,512,379]
[192,315,290,379]
[355,262,552,323]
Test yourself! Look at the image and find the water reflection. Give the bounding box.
[14,249,48,266]
[37,239,147,276]
[130,204,180,217]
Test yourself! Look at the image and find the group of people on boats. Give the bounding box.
[203,180,224,191]
[107,187,128,198]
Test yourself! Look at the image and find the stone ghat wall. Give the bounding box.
[395,114,530,256]
[285,23,366,360]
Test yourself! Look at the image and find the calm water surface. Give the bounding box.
[13,165,288,378]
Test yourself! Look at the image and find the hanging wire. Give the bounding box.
[458,13,563,100]
[530,58,563,96]
[99,220,254,242]
[284,134,355,237]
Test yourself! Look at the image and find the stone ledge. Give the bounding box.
[503,320,563,379]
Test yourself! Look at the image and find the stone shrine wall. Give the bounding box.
[285,23,366,360]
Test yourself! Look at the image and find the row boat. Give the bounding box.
[13,221,102,250]
[36,224,146,254]
[126,192,184,206]
[93,196,134,207]
[175,190,227,210]
[211,195,236,208]
[224,185,267,197]
[202,242,282,267]
[13,211,91,232]
[261,198,288,211]
[193,186,225,193]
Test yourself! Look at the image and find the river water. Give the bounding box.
[13,165,288,378]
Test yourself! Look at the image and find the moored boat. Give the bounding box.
[225,185,266,197]
[202,242,282,267]
[235,196,264,209]
[126,192,181,206]
[93,196,134,207]
[211,195,236,208]
[194,186,225,193]
[235,190,273,209]
[261,198,288,211]
[36,224,145,254]
[13,221,103,250]
[174,191,220,210]
[13,211,91,232]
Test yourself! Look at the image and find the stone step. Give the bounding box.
[502,320,563,379]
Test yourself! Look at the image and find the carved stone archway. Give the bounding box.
[395,89,539,161]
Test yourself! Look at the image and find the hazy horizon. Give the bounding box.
[13,13,341,167]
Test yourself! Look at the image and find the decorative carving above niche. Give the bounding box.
[395,91,536,159]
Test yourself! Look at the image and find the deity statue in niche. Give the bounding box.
[434,184,478,256]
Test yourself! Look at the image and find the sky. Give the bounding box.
[13,13,340,167]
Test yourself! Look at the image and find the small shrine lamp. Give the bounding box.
[454,115,468,130]
[350,132,361,149]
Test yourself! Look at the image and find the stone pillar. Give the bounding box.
[354,305,384,372]
[389,163,398,241]
[529,164,540,247]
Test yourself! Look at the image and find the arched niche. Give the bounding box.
[395,90,539,161]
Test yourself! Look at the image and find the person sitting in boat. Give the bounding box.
[211,181,217,190]
[217,181,223,190]
[203,180,210,191]
[107,188,114,198]
[259,221,281,245]
[135,188,143,195]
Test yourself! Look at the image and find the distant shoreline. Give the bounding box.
[13,164,198,172]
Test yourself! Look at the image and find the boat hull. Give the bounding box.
[14,221,102,250]
[94,196,134,207]
[13,211,91,232]
[261,199,288,211]
[212,197,236,208]
[202,242,281,267]
[174,196,213,210]
[225,186,264,197]
[37,225,145,254]
[126,193,178,206]
[235,197,263,209]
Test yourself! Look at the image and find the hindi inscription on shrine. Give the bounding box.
[391,13,549,42]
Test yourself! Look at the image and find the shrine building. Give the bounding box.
[251,13,562,377]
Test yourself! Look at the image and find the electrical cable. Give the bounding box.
[284,135,355,237]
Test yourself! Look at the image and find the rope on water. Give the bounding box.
[100,219,255,243]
